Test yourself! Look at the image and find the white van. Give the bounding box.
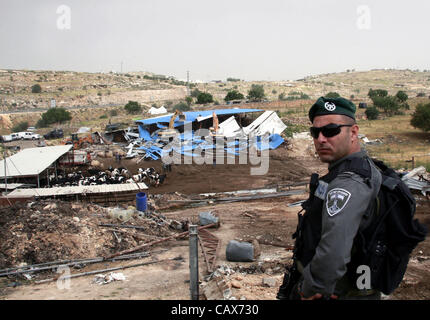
[10,133,19,140]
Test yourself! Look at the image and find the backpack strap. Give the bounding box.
[381,176,399,191]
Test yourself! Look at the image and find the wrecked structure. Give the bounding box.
[125,108,287,161]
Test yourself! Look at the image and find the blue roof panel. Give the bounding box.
[135,108,263,127]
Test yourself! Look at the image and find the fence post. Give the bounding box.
[412,156,415,169]
[189,224,199,300]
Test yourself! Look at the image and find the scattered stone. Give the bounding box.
[223,288,232,300]
[252,239,261,259]
[231,280,241,289]
[265,268,273,275]
[262,278,277,287]
[72,217,80,223]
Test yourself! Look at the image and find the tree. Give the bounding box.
[36,108,71,128]
[325,92,340,98]
[185,96,193,106]
[368,89,388,99]
[190,89,201,98]
[224,90,244,102]
[31,84,42,93]
[247,84,265,101]
[411,103,430,132]
[278,92,286,101]
[173,102,190,112]
[395,91,408,103]
[371,96,400,116]
[196,92,213,104]
[124,101,142,114]
[12,121,29,132]
[365,106,379,120]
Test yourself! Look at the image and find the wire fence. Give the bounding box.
[368,152,430,171]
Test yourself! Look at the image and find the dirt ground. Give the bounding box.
[1,138,429,300]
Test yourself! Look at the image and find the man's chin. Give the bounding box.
[317,153,333,163]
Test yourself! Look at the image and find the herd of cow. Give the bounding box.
[47,167,166,188]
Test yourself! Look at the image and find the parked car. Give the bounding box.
[43,128,64,140]
[10,133,19,141]
[0,135,13,142]
[27,127,36,132]
[18,132,40,140]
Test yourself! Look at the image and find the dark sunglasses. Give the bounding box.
[310,123,353,139]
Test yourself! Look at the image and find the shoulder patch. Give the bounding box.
[314,180,328,200]
[326,188,351,217]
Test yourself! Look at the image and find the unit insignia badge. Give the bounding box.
[326,188,351,216]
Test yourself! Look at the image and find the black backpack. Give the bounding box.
[349,159,428,295]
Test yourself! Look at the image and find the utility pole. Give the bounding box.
[2,144,7,194]
[187,70,190,96]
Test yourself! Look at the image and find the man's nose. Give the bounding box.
[315,131,327,143]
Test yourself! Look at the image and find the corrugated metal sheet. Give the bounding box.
[7,182,148,197]
[0,145,73,178]
[0,183,26,190]
[135,108,263,126]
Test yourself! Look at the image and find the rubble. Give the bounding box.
[0,199,183,269]
[93,272,126,285]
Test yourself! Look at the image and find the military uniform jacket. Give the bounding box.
[295,150,382,298]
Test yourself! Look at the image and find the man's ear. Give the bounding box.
[351,124,359,141]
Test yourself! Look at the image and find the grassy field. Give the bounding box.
[274,97,430,171]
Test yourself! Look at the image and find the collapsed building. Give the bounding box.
[126,108,287,161]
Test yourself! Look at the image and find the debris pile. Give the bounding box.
[200,259,288,300]
[401,166,430,196]
[0,200,185,269]
[123,110,287,161]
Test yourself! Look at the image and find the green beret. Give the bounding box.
[309,97,356,122]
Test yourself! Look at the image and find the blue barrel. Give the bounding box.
[136,192,147,212]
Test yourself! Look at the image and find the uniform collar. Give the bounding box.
[328,150,367,172]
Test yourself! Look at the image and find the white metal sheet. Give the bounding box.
[7,182,148,197]
[0,145,73,178]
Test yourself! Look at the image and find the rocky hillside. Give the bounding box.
[0,70,187,112]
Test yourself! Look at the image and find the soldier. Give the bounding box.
[278,97,382,300]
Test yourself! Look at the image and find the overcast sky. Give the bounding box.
[0,0,429,81]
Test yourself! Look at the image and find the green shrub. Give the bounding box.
[225,90,245,101]
[371,96,400,116]
[247,84,265,101]
[12,121,29,132]
[110,109,118,116]
[395,90,408,103]
[365,106,379,120]
[190,89,201,98]
[124,101,142,114]
[411,103,430,132]
[99,114,108,119]
[368,89,388,98]
[173,102,190,111]
[196,92,214,104]
[185,96,193,106]
[31,84,42,93]
[36,108,71,127]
